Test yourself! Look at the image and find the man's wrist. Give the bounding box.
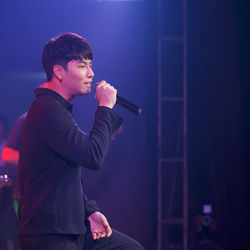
[98,104,113,109]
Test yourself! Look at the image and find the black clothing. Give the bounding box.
[6,113,27,153]
[0,114,26,250]
[0,113,26,178]
[3,112,27,199]
[18,88,122,235]
[18,229,144,250]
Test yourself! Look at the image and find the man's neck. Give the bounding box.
[47,80,73,102]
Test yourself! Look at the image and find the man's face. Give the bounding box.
[61,58,94,100]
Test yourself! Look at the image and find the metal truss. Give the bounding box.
[157,0,188,249]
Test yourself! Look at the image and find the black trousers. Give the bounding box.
[18,229,144,250]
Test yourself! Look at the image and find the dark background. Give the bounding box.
[188,1,250,250]
[0,0,249,249]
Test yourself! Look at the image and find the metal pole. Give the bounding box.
[183,0,188,249]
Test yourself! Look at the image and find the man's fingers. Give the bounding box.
[102,217,112,237]
[92,231,108,240]
[94,80,107,91]
[95,81,114,91]
[92,232,97,240]
[106,227,112,237]
[99,232,106,238]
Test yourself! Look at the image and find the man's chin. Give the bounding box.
[80,89,91,95]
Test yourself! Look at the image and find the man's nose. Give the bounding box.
[87,66,94,78]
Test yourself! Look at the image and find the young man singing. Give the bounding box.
[17,33,144,250]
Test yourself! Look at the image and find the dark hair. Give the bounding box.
[41,32,93,81]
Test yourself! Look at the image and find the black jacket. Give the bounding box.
[18,88,122,235]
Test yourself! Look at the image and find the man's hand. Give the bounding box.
[88,211,112,240]
[94,80,117,109]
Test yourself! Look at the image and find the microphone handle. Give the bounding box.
[116,95,142,115]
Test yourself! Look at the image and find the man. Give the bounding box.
[2,83,48,167]
[0,115,21,250]
[17,33,144,250]
[2,113,26,168]
[1,112,26,250]
[2,83,48,200]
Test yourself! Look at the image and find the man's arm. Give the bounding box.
[1,113,26,166]
[81,172,99,216]
[2,147,19,166]
[31,97,123,170]
[81,170,112,240]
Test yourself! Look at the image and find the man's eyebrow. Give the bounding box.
[78,59,92,65]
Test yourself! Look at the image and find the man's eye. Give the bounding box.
[79,63,92,68]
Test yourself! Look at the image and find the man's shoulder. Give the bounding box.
[26,94,72,130]
[31,94,64,112]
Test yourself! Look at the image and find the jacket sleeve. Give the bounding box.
[28,97,123,170]
[80,170,99,217]
[83,193,99,217]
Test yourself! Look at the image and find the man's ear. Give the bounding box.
[53,65,65,81]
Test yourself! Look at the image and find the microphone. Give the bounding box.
[116,95,142,115]
[93,82,142,115]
